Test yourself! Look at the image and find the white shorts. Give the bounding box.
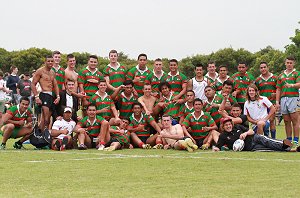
[280,97,299,114]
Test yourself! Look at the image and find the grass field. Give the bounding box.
[1,125,300,198]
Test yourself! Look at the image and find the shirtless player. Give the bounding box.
[159,114,198,152]
[32,55,60,130]
[138,84,157,116]
[65,54,78,89]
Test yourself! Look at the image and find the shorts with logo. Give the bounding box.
[39,92,54,111]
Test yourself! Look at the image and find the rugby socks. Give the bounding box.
[138,142,144,148]
[293,137,299,145]
[100,141,105,146]
[155,140,162,145]
[270,130,276,139]
[287,136,292,141]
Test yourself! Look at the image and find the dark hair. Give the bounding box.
[123,80,134,86]
[260,61,268,66]
[138,53,147,60]
[238,61,246,65]
[219,65,228,70]
[162,114,173,119]
[52,51,61,56]
[131,102,143,109]
[231,103,242,109]
[223,80,234,87]
[155,58,162,62]
[87,104,97,110]
[193,98,203,105]
[67,54,75,61]
[204,85,214,91]
[45,55,53,59]
[186,90,195,95]
[122,117,130,122]
[99,79,107,84]
[109,50,118,56]
[194,63,204,70]
[89,55,98,60]
[20,96,30,103]
[158,81,171,92]
[208,60,215,65]
[169,59,178,64]
[0,71,3,77]
[286,56,295,61]
[10,66,17,73]
[65,78,75,84]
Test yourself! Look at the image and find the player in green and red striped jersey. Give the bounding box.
[103,50,127,95]
[52,51,65,91]
[213,65,233,93]
[203,86,224,127]
[128,102,162,149]
[165,59,188,100]
[104,118,132,151]
[179,90,195,125]
[154,82,184,124]
[111,80,138,119]
[89,80,120,125]
[276,56,300,147]
[255,62,277,138]
[182,98,218,149]
[74,104,109,150]
[231,62,255,111]
[218,80,237,113]
[126,54,152,97]
[0,97,33,150]
[205,61,219,84]
[78,55,104,106]
[145,58,167,98]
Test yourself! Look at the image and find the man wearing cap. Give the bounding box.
[51,107,76,151]
[213,117,293,152]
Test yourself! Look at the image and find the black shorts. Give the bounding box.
[39,92,54,111]
[88,135,99,148]
[195,138,204,147]
[104,137,119,147]
[132,136,148,148]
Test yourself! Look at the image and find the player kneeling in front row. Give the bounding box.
[104,118,132,151]
[51,107,76,151]
[213,117,294,152]
[159,114,198,152]
[0,97,33,150]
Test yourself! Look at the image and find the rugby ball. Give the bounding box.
[232,139,245,152]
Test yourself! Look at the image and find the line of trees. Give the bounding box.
[0,22,299,79]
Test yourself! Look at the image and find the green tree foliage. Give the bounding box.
[0,22,299,78]
[285,21,300,69]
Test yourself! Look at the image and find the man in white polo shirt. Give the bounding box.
[51,107,76,151]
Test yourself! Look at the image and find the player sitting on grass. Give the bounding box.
[182,98,218,150]
[74,104,109,150]
[51,107,76,151]
[213,117,294,152]
[0,96,33,150]
[159,114,198,152]
[128,102,162,149]
[104,118,132,151]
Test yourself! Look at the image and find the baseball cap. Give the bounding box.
[220,117,232,124]
[64,107,72,113]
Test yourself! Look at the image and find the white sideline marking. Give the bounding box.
[25,153,300,163]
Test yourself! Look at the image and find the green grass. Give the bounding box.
[1,125,300,197]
